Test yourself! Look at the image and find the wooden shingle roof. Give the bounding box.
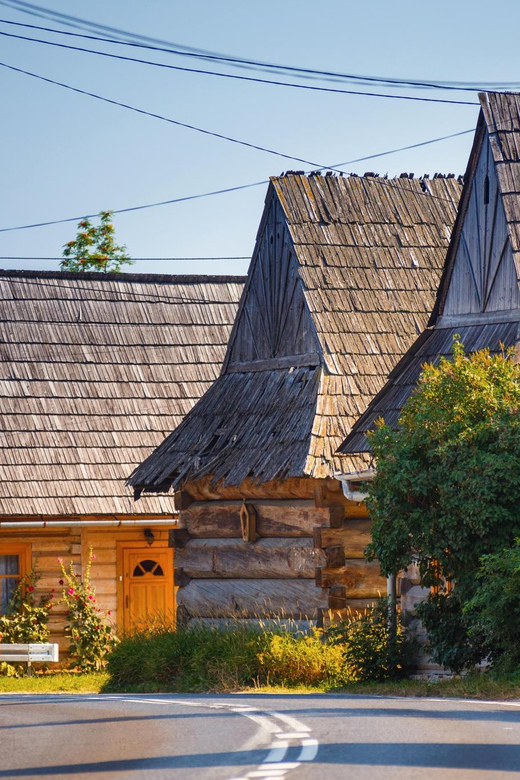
[130,173,462,491]
[0,270,244,515]
[340,92,520,456]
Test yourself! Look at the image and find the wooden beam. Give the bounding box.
[175,538,325,579]
[314,518,373,558]
[226,353,321,373]
[182,500,331,538]
[177,578,328,619]
[315,560,385,596]
[168,528,191,549]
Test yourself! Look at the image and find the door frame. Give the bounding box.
[116,540,174,633]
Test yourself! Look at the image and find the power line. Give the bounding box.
[0,128,472,234]
[0,0,233,57]
[2,274,245,306]
[0,29,477,105]
[0,60,475,173]
[0,61,332,170]
[0,256,250,260]
[0,61,476,200]
[0,10,518,92]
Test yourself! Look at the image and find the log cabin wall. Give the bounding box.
[0,525,82,657]
[0,520,176,655]
[172,477,386,626]
[129,173,462,626]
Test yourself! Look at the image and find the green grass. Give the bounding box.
[0,672,109,694]
[2,670,520,700]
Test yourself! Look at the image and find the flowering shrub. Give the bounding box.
[59,548,117,670]
[0,568,52,645]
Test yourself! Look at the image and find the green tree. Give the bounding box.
[366,338,520,671]
[61,210,132,273]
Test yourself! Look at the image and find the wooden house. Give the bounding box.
[129,172,462,625]
[339,91,520,618]
[0,270,244,652]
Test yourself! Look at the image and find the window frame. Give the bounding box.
[0,543,32,615]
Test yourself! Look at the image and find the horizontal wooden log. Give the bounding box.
[187,618,315,633]
[175,538,325,579]
[324,545,345,569]
[314,518,373,558]
[184,476,319,501]
[168,528,191,549]
[316,560,386,596]
[176,579,328,619]
[182,501,331,538]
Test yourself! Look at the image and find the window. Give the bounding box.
[0,544,31,615]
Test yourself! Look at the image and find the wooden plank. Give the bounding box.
[182,501,331,538]
[316,559,385,596]
[177,579,328,619]
[184,475,318,501]
[314,518,373,557]
[176,538,326,579]
[226,353,321,373]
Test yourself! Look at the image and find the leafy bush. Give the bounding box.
[367,340,520,671]
[106,603,412,692]
[107,621,268,692]
[326,598,416,682]
[59,548,117,670]
[257,628,348,688]
[0,568,53,645]
[463,541,520,672]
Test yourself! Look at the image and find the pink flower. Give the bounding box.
[68,588,74,595]
[91,554,96,560]
[88,595,94,600]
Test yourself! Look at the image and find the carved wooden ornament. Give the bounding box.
[239,501,257,543]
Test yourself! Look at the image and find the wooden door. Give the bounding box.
[122,547,174,631]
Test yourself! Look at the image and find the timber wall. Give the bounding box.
[173,477,387,625]
[0,522,175,656]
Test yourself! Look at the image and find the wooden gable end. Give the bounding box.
[225,194,321,370]
[442,132,519,317]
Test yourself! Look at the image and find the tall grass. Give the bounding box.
[104,600,416,693]
[105,621,350,693]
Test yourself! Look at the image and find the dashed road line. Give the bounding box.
[92,694,319,780]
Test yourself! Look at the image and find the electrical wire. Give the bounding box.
[0,124,472,234]
[0,256,250,261]
[0,29,478,105]
[2,274,245,306]
[0,9,517,92]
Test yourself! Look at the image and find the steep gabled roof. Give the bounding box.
[340,92,520,456]
[129,172,461,492]
[0,270,244,514]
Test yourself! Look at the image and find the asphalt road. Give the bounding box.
[1,693,520,779]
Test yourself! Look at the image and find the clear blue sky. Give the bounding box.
[0,0,517,276]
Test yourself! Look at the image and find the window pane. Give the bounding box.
[0,555,19,576]
[0,578,17,614]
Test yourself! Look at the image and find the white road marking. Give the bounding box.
[264,740,288,762]
[85,694,319,778]
[268,711,311,732]
[262,763,301,770]
[297,738,319,761]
